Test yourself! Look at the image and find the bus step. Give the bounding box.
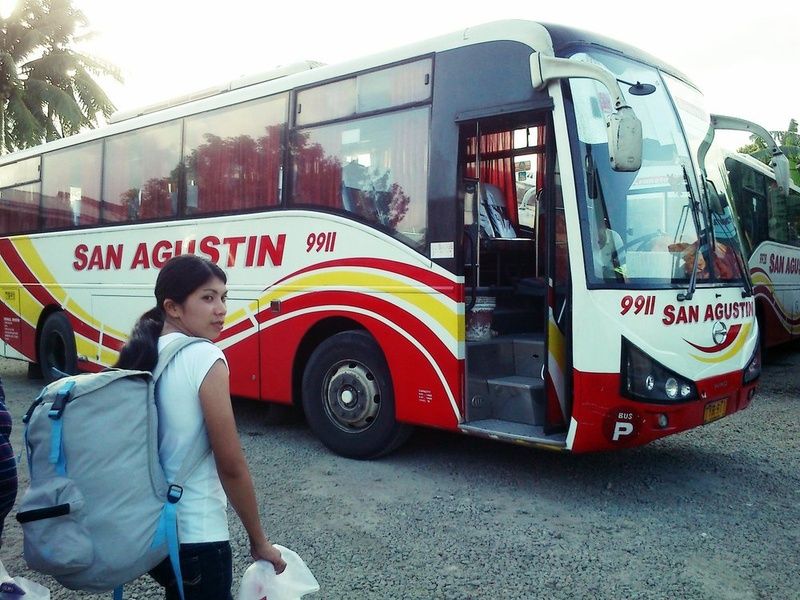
[459,419,567,449]
[467,334,544,378]
[511,336,544,377]
[486,375,545,425]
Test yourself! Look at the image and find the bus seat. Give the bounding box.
[342,184,379,222]
[479,183,517,238]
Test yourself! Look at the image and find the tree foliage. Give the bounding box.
[0,0,121,154]
[738,118,800,186]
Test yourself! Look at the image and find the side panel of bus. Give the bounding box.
[0,212,466,432]
[750,240,800,347]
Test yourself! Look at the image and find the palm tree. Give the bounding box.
[0,0,120,154]
[738,118,800,186]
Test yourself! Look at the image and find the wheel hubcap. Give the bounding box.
[323,360,381,432]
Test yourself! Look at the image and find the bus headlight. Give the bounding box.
[621,338,697,403]
[743,345,761,384]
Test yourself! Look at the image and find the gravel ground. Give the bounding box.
[0,347,798,600]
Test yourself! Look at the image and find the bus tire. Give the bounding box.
[38,311,78,383]
[301,331,411,459]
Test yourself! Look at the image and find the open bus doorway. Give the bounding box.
[459,113,572,446]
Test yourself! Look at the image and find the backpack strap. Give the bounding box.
[46,379,76,477]
[152,336,209,382]
[151,335,215,600]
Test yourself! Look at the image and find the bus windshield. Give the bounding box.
[569,50,744,288]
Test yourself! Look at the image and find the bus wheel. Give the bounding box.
[301,331,411,459]
[38,312,78,383]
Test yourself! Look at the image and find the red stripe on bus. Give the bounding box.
[268,257,462,302]
[101,335,125,352]
[217,317,254,343]
[257,289,459,387]
[685,323,742,353]
[0,239,103,344]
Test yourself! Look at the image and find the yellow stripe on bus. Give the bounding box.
[76,336,97,361]
[0,260,43,326]
[99,346,120,365]
[261,270,461,341]
[689,322,752,363]
[547,316,566,373]
[12,239,127,339]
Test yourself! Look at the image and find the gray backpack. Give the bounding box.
[16,336,210,599]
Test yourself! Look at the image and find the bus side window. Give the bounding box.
[786,187,800,246]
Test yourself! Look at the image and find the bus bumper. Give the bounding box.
[568,370,758,453]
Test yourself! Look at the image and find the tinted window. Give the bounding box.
[103,122,182,223]
[0,157,39,188]
[42,142,102,230]
[292,107,429,249]
[0,183,39,235]
[296,79,356,126]
[296,59,432,126]
[0,157,40,235]
[184,95,287,216]
[358,59,432,112]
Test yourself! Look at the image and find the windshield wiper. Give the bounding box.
[710,210,753,297]
[677,164,706,302]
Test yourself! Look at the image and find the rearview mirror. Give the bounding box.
[607,107,643,172]
[771,153,791,197]
[530,53,642,172]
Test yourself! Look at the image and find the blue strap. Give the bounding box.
[113,585,123,600]
[46,380,74,476]
[152,489,186,600]
[49,419,66,476]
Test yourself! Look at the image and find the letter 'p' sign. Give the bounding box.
[603,408,641,444]
[612,421,634,441]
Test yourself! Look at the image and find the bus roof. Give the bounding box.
[543,22,696,89]
[0,19,693,166]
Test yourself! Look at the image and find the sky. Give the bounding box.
[57,1,800,148]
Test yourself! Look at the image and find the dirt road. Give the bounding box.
[0,347,798,599]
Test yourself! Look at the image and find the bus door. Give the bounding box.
[459,114,570,447]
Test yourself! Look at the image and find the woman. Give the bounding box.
[116,254,285,599]
[0,375,17,547]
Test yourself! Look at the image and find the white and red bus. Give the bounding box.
[712,152,800,348]
[697,115,800,349]
[0,20,759,458]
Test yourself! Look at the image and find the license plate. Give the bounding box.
[704,398,728,423]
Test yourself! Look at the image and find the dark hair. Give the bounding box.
[115,255,226,371]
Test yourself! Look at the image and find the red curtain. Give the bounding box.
[189,125,283,215]
[465,131,518,226]
[292,131,344,209]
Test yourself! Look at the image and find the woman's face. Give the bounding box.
[170,276,228,340]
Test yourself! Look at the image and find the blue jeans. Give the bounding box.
[149,541,233,600]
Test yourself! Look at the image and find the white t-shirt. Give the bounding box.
[156,332,229,543]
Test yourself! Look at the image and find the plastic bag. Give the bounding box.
[0,559,50,599]
[237,545,319,600]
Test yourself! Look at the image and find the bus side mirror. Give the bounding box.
[607,107,642,172]
[771,153,791,197]
[530,53,642,173]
